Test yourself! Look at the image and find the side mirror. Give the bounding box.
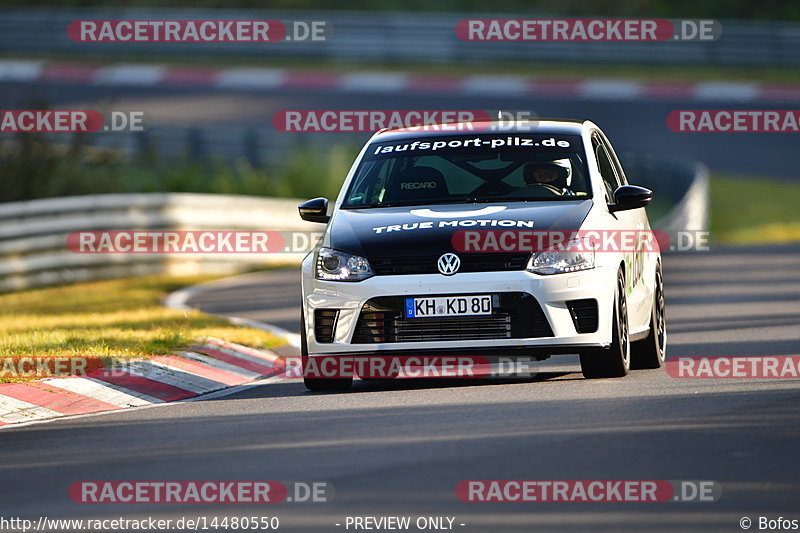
[298,197,330,223]
[609,185,652,213]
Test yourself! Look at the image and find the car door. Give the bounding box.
[591,132,651,332]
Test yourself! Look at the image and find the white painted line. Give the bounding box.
[93,64,166,86]
[580,80,644,99]
[339,72,409,92]
[162,283,199,311]
[176,351,262,380]
[693,82,759,101]
[226,316,301,348]
[162,273,301,349]
[461,75,528,95]
[216,68,286,89]
[41,377,158,408]
[0,395,63,424]
[0,60,44,81]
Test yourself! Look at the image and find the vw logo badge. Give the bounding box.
[437,253,461,275]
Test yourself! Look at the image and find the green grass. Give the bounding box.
[710,174,800,244]
[0,275,285,382]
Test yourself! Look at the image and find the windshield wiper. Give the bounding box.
[344,201,422,209]
[344,197,528,209]
[343,192,590,209]
[429,197,498,205]
[508,196,584,202]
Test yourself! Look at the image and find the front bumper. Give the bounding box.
[301,259,617,357]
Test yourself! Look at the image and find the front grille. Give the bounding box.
[566,299,598,333]
[314,309,339,343]
[352,293,553,343]
[369,253,529,276]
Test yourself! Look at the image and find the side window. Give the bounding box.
[346,158,398,205]
[593,139,620,203]
[600,135,628,186]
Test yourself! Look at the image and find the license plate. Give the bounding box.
[405,295,492,318]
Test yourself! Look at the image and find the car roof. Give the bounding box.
[371,118,589,142]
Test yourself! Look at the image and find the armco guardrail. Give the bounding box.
[0,8,799,66]
[619,153,709,240]
[651,164,709,236]
[0,157,707,292]
[0,193,318,292]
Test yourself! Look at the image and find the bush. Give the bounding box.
[0,134,354,203]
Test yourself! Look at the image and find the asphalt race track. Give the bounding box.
[1,246,799,532]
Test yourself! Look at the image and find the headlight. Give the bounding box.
[316,247,374,281]
[526,238,595,275]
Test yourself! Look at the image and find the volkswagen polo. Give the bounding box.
[298,119,666,391]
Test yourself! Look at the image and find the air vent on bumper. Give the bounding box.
[314,309,339,343]
[566,299,599,333]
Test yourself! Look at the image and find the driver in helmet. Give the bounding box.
[522,162,574,195]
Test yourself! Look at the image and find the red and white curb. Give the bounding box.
[0,338,285,427]
[2,59,800,102]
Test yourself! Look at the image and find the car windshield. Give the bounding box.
[342,133,591,208]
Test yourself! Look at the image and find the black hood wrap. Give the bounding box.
[329,200,593,258]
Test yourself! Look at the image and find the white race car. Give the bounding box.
[298,119,666,391]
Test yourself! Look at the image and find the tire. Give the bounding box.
[580,268,630,379]
[301,308,353,392]
[631,263,667,370]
